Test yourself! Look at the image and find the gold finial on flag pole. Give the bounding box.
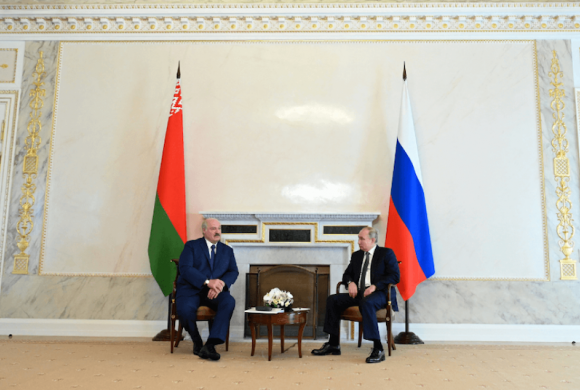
[403,62,407,81]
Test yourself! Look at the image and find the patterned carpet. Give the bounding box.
[0,337,578,390]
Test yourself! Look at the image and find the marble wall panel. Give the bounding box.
[41,41,545,282]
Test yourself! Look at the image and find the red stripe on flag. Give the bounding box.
[157,80,187,243]
[385,197,426,301]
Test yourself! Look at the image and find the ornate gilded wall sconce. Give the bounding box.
[13,51,44,275]
[549,50,577,280]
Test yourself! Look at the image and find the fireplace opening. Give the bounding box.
[245,264,330,339]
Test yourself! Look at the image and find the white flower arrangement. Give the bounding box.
[263,287,294,309]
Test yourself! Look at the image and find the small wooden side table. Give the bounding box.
[246,310,309,361]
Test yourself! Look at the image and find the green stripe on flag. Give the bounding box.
[148,194,182,296]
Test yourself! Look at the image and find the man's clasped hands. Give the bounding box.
[206,279,225,299]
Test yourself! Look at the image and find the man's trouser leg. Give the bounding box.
[323,293,358,338]
[200,290,235,345]
[358,291,387,341]
[176,294,202,342]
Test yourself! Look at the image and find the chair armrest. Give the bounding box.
[336,281,344,294]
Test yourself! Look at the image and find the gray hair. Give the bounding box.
[201,218,219,231]
[363,226,379,242]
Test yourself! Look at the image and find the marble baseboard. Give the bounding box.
[1,318,578,343]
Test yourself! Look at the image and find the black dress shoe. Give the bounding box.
[365,348,385,363]
[199,344,220,361]
[193,342,202,356]
[311,342,341,356]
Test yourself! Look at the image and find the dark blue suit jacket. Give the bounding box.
[341,246,400,311]
[176,238,239,300]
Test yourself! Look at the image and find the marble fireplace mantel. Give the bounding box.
[201,211,381,253]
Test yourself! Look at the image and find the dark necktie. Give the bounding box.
[359,252,370,295]
[210,244,215,269]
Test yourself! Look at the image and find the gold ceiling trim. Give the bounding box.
[3,15,580,33]
[2,3,580,10]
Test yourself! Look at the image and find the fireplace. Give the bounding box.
[245,264,330,339]
[200,212,380,339]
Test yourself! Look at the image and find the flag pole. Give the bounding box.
[394,299,424,344]
[393,62,424,345]
[152,62,184,342]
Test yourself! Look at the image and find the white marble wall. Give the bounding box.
[41,41,545,281]
[1,40,579,328]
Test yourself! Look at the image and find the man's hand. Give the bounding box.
[348,282,358,298]
[208,279,225,292]
[207,279,225,299]
[207,288,219,299]
[363,285,376,297]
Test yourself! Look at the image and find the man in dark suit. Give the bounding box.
[176,218,239,361]
[312,227,400,363]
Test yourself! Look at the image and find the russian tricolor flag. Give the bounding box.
[385,69,435,301]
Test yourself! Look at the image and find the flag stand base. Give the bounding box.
[394,331,424,345]
[152,328,171,341]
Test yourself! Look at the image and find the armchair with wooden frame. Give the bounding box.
[169,258,230,353]
[335,281,397,356]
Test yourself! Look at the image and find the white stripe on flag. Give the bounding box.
[397,81,424,187]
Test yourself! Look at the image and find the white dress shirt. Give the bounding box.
[205,239,217,257]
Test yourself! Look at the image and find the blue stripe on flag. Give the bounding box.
[390,140,435,278]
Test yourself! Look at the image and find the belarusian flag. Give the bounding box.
[148,64,187,296]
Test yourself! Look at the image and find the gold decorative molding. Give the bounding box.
[0,90,19,280]
[3,15,580,34]
[0,48,18,83]
[1,3,580,10]
[549,50,577,280]
[13,50,44,275]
